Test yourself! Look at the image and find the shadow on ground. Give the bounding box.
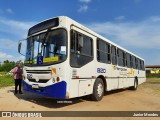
[9,88,130,109]
[9,89,87,108]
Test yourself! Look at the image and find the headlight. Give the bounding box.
[52,78,55,83]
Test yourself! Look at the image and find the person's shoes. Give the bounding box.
[14,92,17,94]
[19,92,23,94]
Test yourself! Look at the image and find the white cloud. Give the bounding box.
[0,17,35,38]
[115,16,125,20]
[6,8,14,14]
[86,16,160,49]
[0,51,24,62]
[149,16,160,22]
[13,56,25,62]
[0,39,25,62]
[0,51,13,59]
[0,39,17,50]
[78,5,89,12]
[0,8,14,14]
[0,17,35,62]
[78,0,92,13]
[0,18,34,31]
[79,0,92,3]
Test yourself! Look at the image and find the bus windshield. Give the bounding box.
[25,28,67,65]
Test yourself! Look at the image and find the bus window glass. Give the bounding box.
[25,29,67,65]
[126,53,131,68]
[117,49,125,67]
[70,30,93,67]
[97,39,111,64]
[132,56,136,69]
[111,46,117,65]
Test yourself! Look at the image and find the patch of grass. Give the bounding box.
[146,75,160,78]
[0,72,7,75]
[0,75,14,88]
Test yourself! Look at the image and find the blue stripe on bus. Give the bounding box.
[22,80,67,99]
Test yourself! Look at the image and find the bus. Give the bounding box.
[18,16,146,101]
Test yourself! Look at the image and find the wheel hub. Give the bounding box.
[97,83,103,97]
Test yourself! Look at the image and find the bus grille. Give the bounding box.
[26,70,51,74]
[28,79,49,83]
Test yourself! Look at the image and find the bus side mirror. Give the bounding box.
[18,41,25,56]
[78,35,84,48]
[18,42,22,53]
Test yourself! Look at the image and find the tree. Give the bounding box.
[0,60,16,72]
[3,60,9,63]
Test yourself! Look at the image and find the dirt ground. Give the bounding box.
[0,78,160,120]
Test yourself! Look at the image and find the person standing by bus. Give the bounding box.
[11,64,23,94]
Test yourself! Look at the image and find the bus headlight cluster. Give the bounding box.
[56,77,60,82]
[52,77,61,83]
[52,78,55,83]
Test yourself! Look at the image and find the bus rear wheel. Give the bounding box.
[130,78,138,90]
[91,78,104,101]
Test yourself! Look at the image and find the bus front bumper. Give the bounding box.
[22,80,67,99]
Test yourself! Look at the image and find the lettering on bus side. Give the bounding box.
[97,68,106,73]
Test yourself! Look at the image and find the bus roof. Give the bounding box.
[29,16,144,61]
[64,16,144,61]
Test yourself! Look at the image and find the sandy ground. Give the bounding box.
[0,78,160,120]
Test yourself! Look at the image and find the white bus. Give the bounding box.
[18,16,146,101]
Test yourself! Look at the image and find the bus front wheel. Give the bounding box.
[91,78,104,101]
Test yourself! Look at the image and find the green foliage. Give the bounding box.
[0,72,7,75]
[146,74,160,78]
[0,76,14,88]
[0,60,16,72]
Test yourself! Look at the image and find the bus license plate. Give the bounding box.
[32,84,39,89]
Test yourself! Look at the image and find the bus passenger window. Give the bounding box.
[132,56,136,69]
[126,53,131,68]
[117,49,125,67]
[111,46,117,65]
[70,30,93,67]
[97,39,111,64]
[71,31,76,52]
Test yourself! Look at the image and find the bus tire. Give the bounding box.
[130,78,138,90]
[91,78,104,101]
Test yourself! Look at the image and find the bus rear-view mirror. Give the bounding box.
[18,42,22,53]
[18,40,26,56]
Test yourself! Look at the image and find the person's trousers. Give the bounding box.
[14,79,22,93]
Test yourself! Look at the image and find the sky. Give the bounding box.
[0,0,160,65]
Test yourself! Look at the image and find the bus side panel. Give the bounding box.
[138,70,146,85]
[78,79,93,97]
[69,62,96,98]
[68,80,79,98]
[106,78,118,91]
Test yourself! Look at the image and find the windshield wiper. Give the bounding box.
[38,28,52,56]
